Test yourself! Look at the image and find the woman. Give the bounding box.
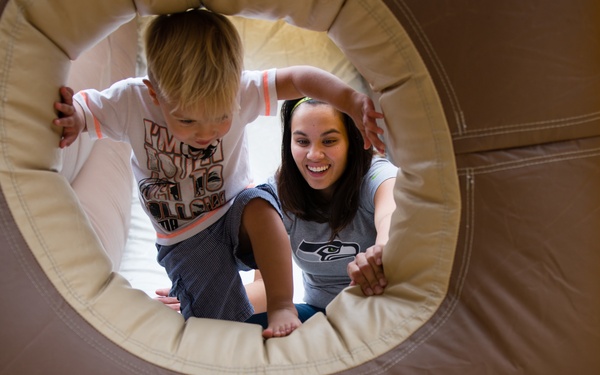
[157,97,397,323]
[246,97,398,324]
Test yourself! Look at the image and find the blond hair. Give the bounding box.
[144,9,243,117]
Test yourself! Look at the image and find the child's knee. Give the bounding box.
[244,196,271,212]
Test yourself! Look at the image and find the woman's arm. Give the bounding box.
[373,178,397,246]
[347,177,396,296]
[245,271,267,314]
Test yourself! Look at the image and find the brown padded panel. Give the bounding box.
[388,0,600,154]
[345,1,600,373]
[346,135,600,374]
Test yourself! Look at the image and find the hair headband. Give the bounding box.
[291,97,312,113]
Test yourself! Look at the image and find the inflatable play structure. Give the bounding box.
[1,0,599,373]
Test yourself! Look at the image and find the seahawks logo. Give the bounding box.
[296,240,359,262]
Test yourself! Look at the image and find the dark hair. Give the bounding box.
[276,98,373,240]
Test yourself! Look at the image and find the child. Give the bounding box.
[53,8,384,339]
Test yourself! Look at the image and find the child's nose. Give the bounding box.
[194,125,216,139]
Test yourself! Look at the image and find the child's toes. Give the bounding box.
[273,325,289,337]
[262,328,274,339]
[273,326,285,337]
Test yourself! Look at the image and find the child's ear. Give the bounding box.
[143,79,160,106]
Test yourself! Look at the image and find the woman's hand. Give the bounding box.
[347,244,388,296]
[154,287,180,312]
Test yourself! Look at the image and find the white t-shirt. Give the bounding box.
[75,69,278,245]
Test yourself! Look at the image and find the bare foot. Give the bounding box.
[262,306,301,339]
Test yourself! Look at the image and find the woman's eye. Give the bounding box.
[295,139,309,146]
[323,138,338,146]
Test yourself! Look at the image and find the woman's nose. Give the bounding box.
[307,145,324,160]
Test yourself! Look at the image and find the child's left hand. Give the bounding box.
[350,92,386,153]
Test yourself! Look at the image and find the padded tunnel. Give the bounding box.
[0,0,599,374]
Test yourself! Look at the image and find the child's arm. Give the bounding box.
[275,65,386,152]
[53,86,86,148]
[347,177,396,296]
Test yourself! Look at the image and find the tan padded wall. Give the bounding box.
[60,20,137,269]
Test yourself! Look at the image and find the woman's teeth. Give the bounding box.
[308,165,329,173]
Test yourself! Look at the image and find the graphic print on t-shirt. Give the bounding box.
[296,240,359,262]
[138,119,226,232]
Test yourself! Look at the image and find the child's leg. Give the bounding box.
[239,198,301,338]
[157,231,254,322]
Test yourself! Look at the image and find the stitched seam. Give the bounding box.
[390,0,466,135]
[357,0,463,372]
[452,111,600,139]
[457,148,600,176]
[364,171,473,375]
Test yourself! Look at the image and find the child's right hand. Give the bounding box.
[53,86,84,148]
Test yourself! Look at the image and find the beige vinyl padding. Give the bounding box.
[0,0,459,374]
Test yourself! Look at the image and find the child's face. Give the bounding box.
[160,101,232,150]
[290,104,349,198]
[145,80,232,150]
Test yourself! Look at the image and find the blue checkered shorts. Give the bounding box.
[156,184,282,322]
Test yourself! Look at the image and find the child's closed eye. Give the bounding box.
[178,119,195,126]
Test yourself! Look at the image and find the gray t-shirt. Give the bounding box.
[269,158,398,309]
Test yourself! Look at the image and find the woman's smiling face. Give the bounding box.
[290,103,349,198]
